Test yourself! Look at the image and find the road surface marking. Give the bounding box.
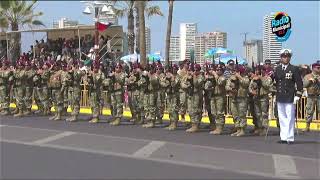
[0,124,318,162]
[272,154,299,178]
[133,141,166,158]
[0,125,7,127]
[1,139,284,179]
[32,131,76,145]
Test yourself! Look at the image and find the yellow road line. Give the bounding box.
[9,103,320,131]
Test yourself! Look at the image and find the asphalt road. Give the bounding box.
[1,114,319,179]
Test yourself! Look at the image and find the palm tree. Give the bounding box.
[137,1,146,66]
[114,1,163,55]
[135,1,163,53]
[165,0,174,66]
[113,0,135,54]
[0,0,44,62]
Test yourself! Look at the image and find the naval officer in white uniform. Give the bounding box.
[274,49,303,144]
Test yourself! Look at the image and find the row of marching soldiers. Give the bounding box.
[0,59,319,135]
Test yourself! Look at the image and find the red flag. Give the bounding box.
[97,22,112,32]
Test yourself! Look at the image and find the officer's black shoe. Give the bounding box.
[277,140,286,144]
[287,141,294,145]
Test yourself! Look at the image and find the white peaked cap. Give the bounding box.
[279,49,292,56]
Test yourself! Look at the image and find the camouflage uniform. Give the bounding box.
[126,66,141,124]
[226,70,250,136]
[160,68,180,130]
[137,69,149,124]
[156,70,166,124]
[24,64,36,115]
[182,65,205,133]
[109,66,126,126]
[142,69,159,128]
[177,68,188,122]
[204,69,215,130]
[13,65,26,117]
[249,74,273,135]
[87,66,106,123]
[0,62,13,115]
[303,71,320,131]
[66,66,85,121]
[209,69,227,135]
[39,66,52,115]
[48,66,65,121]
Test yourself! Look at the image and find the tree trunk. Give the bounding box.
[137,1,146,67]
[165,0,174,67]
[9,23,20,64]
[128,7,135,54]
[135,6,140,53]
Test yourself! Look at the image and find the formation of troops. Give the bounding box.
[0,53,319,136]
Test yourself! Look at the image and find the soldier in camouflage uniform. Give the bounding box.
[13,60,26,117]
[204,63,216,131]
[209,64,227,135]
[155,63,166,124]
[226,65,250,136]
[61,62,72,115]
[303,62,320,132]
[24,61,36,115]
[109,63,126,126]
[87,62,106,123]
[182,64,205,133]
[177,62,190,125]
[33,61,45,114]
[137,65,149,125]
[249,65,273,136]
[66,60,85,122]
[160,64,180,130]
[126,63,142,124]
[0,61,13,115]
[40,62,52,115]
[142,64,159,128]
[48,62,65,121]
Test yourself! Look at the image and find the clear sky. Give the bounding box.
[22,1,319,65]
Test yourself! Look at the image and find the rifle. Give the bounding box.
[188,63,194,96]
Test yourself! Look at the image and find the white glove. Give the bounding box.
[293,96,300,104]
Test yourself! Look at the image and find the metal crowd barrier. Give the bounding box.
[79,84,319,121]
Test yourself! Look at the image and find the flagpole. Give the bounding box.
[94,6,99,61]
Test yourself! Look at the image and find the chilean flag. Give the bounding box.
[97,21,112,32]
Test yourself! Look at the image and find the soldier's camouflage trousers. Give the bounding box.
[70,87,81,116]
[24,86,33,111]
[90,89,101,118]
[0,86,10,111]
[210,95,226,126]
[306,96,320,123]
[253,95,269,128]
[111,91,124,119]
[34,87,43,111]
[102,91,114,116]
[51,88,64,115]
[166,93,179,124]
[156,90,165,120]
[230,97,248,128]
[128,90,141,121]
[144,91,157,123]
[138,91,145,121]
[187,92,203,124]
[14,86,25,111]
[248,96,258,128]
[204,92,213,124]
[179,90,187,115]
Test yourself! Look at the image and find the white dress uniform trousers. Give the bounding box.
[277,102,295,142]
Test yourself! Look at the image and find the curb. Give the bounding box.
[9,104,320,131]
